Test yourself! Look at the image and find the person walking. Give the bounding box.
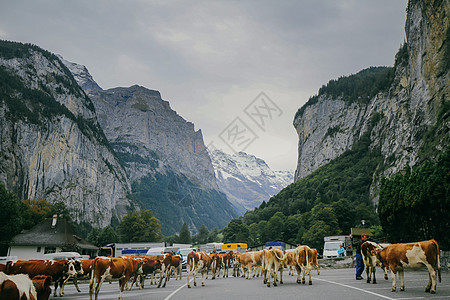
[355,235,368,280]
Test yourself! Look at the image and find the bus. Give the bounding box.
[222,243,248,253]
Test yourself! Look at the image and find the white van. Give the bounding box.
[145,247,166,256]
[43,252,81,260]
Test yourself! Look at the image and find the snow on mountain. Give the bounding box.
[209,149,293,215]
[57,55,102,91]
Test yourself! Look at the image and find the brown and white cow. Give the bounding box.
[361,241,388,284]
[186,251,212,288]
[208,253,220,280]
[264,248,284,287]
[146,254,172,288]
[31,275,52,300]
[167,255,182,281]
[374,239,441,293]
[218,251,233,278]
[233,251,265,280]
[89,256,142,300]
[306,247,320,277]
[0,271,37,300]
[6,259,78,297]
[71,259,94,292]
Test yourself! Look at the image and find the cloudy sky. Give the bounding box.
[0,0,407,171]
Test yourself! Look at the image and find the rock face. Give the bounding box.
[293,0,449,203]
[209,149,293,215]
[64,63,237,235]
[0,42,134,227]
[87,86,217,189]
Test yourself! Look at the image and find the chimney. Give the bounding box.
[51,214,58,228]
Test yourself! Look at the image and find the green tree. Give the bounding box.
[302,220,334,251]
[196,225,209,245]
[379,150,450,248]
[117,210,162,243]
[0,184,24,255]
[178,222,191,244]
[265,212,285,241]
[21,199,52,230]
[222,219,249,243]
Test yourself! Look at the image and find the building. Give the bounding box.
[8,215,98,260]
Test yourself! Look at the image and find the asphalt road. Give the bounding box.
[53,268,450,300]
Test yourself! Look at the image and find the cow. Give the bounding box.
[282,246,310,284]
[70,259,94,292]
[208,253,220,280]
[127,256,162,290]
[89,256,142,300]
[186,251,212,288]
[306,247,320,276]
[146,254,172,288]
[264,248,284,287]
[31,275,52,300]
[361,241,388,284]
[234,251,266,280]
[219,251,233,278]
[0,271,37,300]
[167,255,182,281]
[373,239,441,293]
[6,259,78,297]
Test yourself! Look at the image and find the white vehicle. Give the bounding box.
[323,236,351,259]
[145,247,167,256]
[43,252,81,260]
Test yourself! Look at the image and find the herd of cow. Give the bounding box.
[0,239,442,300]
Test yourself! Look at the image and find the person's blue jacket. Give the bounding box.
[338,246,345,257]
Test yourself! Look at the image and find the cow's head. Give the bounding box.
[65,261,78,277]
[72,260,83,275]
[32,275,52,300]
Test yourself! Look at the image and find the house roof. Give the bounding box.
[11,218,98,250]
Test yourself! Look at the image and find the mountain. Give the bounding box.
[293,0,449,203]
[239,0,449,244]
[209,149,293,215]
[61,61,238,235]
[0,41,135,228]
[0,40,238,235]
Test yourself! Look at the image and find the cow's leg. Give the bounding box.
[162,268,170,287]
[382,265,388,280]
[424,263,436,293]
[272,266,278,287]
[201,269,207,286]
[365,260,371,283]
[391,270,397,292]
[186,265,192,288]
[118,276,128,300]
[279,266,283,284]
[308,266,312,285]
[53,281,59,297]
[73,276,81,293]
[399,269,405,291]
[89,275,96,300]
[295,265,302,284]
[372,265,377,284]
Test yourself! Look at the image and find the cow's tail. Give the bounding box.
[273,249,285,261]
[434,240,441,283]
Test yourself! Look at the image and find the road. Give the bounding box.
[54,268,450,300]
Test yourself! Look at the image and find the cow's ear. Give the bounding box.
[44,276,52,287]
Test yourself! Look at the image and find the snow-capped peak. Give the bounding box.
[209,149,293,215]
[57,55,102,91]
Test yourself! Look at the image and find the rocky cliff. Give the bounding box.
[0,41,134,227]
[209,149,293,215]
[293,0,449,204]
[61,60,237,235]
